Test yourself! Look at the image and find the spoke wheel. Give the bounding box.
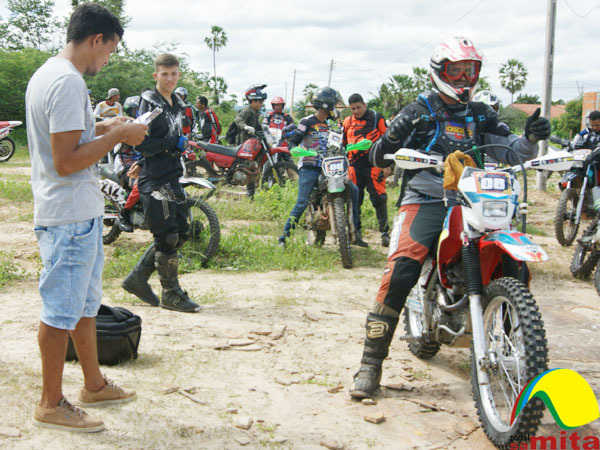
[472,278,547,449]
[554,188,580,246]
[570,219,600,279]
[102,198,122,245]
[0,137,16,162]
[184,196,220,266]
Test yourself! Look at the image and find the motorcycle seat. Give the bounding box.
[201,142,241,158]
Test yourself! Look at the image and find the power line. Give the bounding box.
[387,0,486,65]
[563,0,600,17]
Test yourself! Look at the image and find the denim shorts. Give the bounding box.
[34,217,104,330]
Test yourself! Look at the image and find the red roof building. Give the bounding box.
[508,103,565,119]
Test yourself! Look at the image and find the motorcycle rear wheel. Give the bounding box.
[184,196,220,266]
[261,161,299,190]
[472,277,547,449]
[570,219,600,279]
[0,137,16,162]
[185,157,217,179]
[554,188,579,246]
[102,199,122,245]
[333,196,352,269]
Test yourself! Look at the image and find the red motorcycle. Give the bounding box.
[186,132,298,190]
[0,120,22,162]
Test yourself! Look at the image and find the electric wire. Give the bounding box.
[563,0,600,18]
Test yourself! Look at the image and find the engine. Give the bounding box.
[231,160,259,186]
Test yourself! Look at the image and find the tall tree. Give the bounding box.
[499,59,528,104]
[0,0,59,50]
[204,25,227,105]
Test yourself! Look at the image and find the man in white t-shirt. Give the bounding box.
[25,3,147,433]
[93,87,123,119]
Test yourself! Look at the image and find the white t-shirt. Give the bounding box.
[25,56,103,226]
[94,100,123,119]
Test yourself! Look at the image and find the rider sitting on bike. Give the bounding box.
[278,86,361,248]
[572,110,600,150]
[263,96,294,143]
[350,36,551,399]
[235,84,267,197]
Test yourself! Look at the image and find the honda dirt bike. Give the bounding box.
[185,128,298,190]
[291,134,371,269]
[387,145,572,448]
[99,152,221,266]
[550,135,600,246]
[0,120,22,162]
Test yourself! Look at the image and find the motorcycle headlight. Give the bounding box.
[482,201,508,217]
[572,160,584,169]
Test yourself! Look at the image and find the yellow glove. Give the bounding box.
[443,151,476,191]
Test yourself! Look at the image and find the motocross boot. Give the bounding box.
[350,313,398,399]
[375,202,390,247]
[155,251,200,313]
[381,232,390,248]
[353,230,369,247]
[117,208,133,233]
[121,244,159,306]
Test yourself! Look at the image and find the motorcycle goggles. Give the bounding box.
[441,60,481,84]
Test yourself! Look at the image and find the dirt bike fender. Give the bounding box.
[269,146,291,155]
[327,177,346,193]
[480,231,548,263]
[179,177,216,190]
[559,171,579,189]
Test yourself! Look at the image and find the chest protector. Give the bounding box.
[409,92,491,166]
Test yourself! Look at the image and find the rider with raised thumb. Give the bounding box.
[351,36,549,399]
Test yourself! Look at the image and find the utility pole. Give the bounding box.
[290,69,296,120]
[328,59,335,86]
[537,0,557,191]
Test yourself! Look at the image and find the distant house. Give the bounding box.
[508,103,565,119]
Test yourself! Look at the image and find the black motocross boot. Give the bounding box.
[155,251,200,313]
[350,313,399,399]
[353,230,369,247]
[374,201,390,247]
[121,244,160,306]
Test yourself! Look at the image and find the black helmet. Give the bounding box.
[311,87,339,111]
[123,96,141,117]
[245,84,267,102]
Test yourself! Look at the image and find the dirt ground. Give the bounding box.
[0,166,599,449]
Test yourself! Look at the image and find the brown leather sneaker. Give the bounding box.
[77,376,136,407]
[33,397,104,432]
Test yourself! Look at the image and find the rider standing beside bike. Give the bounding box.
[573,110,600,150]
[121,53,201,313]
[343,93,389,248]
[234,84,267,197]
[195,96,221,143]
[350,37,551,399]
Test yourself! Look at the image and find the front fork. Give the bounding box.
[264,152,281,185]
[574,174,589,225]
[463,238,491,386]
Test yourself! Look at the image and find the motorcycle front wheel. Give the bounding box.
[185,196,220,266]
[472,277,547,449]
[332,196,352,269]
[0,137,16,162]
[102,198,122,245]
[185,156,217,179]
[570,219,600,279]
[554,188,579,246]
[261,161,299,190]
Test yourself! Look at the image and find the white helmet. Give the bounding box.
[472,90,499,111]
[430,37,484,104]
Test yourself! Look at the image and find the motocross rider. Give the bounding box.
[121,53,201,313]
[234,84,267,197]
[278,87,361,247]
[572,110,600,149]
[342,93,389,248]
[350,37,551,399]
[263,96,294,138]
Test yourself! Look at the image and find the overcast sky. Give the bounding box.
[2,0,599,109]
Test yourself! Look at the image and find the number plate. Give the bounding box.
[322,156,348,177]
[474,172,511,195]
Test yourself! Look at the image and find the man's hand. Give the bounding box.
[127,161,141,179]
[95,116,130,135]
[387,115,417,142]
[119,123,148,146]
[244,125,255,135]
[524,108,551,143]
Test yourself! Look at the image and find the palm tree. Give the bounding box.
[499,59,528,104]
[204,25,227,105]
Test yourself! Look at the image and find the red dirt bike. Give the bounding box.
[185,131,299,190]
[386,145,573,448]
[0,120,22,162]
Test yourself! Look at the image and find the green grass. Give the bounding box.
[0,180,32,202]
[0,251,27,288]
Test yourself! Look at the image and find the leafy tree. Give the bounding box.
[477,77,491,90]
[515,93,540,104]
[367,67,432,117]
[0,0,60,50]
[551,97,582,139]
[498,106,528,134]
[204,25,227,105]
[499,59,528,104]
